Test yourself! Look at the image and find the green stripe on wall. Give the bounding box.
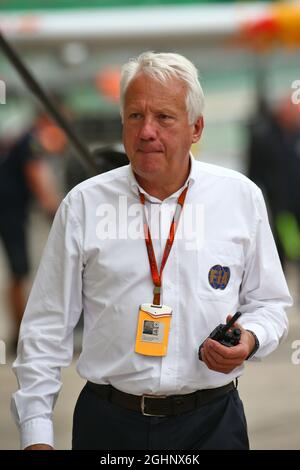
[0,1,273,13]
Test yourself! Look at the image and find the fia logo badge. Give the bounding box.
[208,265,230,290]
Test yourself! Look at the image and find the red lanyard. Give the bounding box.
[139,185,189,305]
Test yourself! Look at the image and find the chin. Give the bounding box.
[133,155,164,174]
[135,167,161,180]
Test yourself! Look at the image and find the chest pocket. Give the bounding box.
[198,241,244,302]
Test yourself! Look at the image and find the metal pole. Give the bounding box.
[0,30,98,176]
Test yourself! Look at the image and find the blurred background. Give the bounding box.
[0,0,299,449]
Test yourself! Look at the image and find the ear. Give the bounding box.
[192,116,204,143]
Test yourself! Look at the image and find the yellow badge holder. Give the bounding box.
[135,186,187,358]
[135,303,172,356]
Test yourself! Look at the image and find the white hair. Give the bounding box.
[120,51,204,125]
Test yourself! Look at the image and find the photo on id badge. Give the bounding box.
[135,303,173,356]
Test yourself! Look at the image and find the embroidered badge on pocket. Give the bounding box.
[208,265,230,290]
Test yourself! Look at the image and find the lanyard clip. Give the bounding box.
[153,286,161,306]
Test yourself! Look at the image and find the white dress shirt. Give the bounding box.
[11,156,292,448]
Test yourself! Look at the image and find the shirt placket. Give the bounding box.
[159,198,179,390]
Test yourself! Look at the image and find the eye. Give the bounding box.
[128,112,143,120]
[158,114,173,122]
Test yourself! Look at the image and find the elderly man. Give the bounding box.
[12,52,292,450]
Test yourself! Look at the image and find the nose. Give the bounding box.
[139,116,157,141]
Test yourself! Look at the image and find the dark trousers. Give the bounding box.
[72,383,249,450]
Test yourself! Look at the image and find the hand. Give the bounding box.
[201,315,255,374]
[25,444,54,450]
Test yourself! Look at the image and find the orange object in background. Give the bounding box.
[34,111,68,154]
[240,2,300,50]
[273,3,300,46]
[95,68,121,102]
[37,123,67,154]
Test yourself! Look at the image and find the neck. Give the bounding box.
[134,160,191,200]
[135,178,183,200]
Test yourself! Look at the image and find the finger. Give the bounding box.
[202,346,237,373]
[207,339,247,361]
[205,340,234,362]
[204,342,241,367]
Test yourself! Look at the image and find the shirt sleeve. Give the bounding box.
[238,186,293,359]
[11,196,83,449]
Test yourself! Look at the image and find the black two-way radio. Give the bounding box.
[198,312,242,361]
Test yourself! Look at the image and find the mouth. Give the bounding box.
[137,149,163,154]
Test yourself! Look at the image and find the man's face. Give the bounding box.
[122,73,203,184]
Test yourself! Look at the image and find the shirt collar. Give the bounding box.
[127,153,196,202]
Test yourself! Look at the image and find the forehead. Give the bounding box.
[124,73,187,111]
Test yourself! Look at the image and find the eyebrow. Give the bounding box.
[126,105,178,115]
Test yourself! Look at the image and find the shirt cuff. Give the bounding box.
[20,418,54,449]
[240,323,267,361]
